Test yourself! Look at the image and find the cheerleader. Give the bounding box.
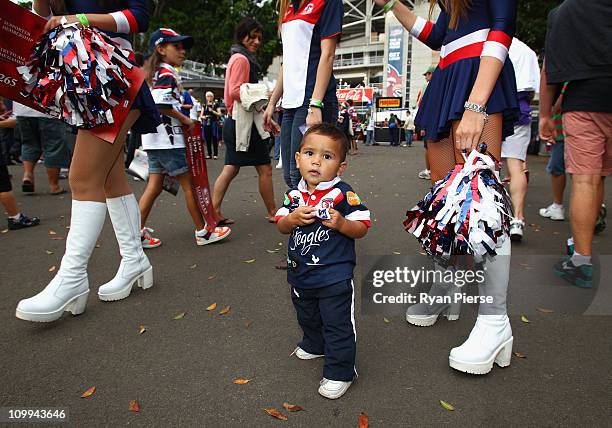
[16,0,160,322]
[376,0,518,374]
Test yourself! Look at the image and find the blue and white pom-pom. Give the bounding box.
[18,19,136,128]
[404,146,512,266]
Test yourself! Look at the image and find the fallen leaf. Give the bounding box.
[233,378,251,385]
[52,237,64,240]
[1,229,9,234]
[207,275,216,280]
[46,250,54,255]
[419,251,427,256]
[189,264,197,269]
[48,265,56,272]
[359,412,369,428]
[59,215,65,219]
[206,303,217,311]
[138,325,146,334]
[65,226,70,230]
[219,305,231,315]
[81,386,96,398]
[513,351,527,359]
[283,402,304,412]
[521,315,530,323]
[266,249,279,253]
[129,400,140,412]
[440,400,455,411]
[48,229,57,235]
[383,317,391,324]
[392,251,401,255]
[277,242,283,246]
[264,408,288,421]
[245,320,253,328]
[173,312,186,320]
[536,308,554,314]
[244,259,256,263]
[95,244,100,248]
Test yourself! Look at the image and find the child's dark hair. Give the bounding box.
[235,17,264,44]
[302,123,350,161]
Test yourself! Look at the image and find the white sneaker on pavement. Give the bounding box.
[195,226,231,246]
[418,169,431,180]
[318,378,352,399]
[509,218,525,242]
[275,160,282,169]
[292,346,324,360]
[539,203,565,221]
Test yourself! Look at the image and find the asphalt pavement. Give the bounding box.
[1,143,611,427]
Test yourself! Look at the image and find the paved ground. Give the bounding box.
[1,143,611,427]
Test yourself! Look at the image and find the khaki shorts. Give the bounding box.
[563,111,612,176]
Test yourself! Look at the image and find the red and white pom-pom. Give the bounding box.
[404,149,512,266]
[18,19,135,128]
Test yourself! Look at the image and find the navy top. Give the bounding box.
[64,0,149,40]
[275,177,371,289]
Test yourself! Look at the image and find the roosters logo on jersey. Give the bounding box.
[302,3,314,14]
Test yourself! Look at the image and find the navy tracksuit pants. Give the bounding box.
[291,279,357,382]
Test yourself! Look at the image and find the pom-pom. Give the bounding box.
[404,150,512,266]
[18,21,136,128]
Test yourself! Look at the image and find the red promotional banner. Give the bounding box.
[0,0,143,143]
[184,122,220,232]
[336,88,374,104]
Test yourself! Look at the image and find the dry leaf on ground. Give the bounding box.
[244,259,256,263]
[46,250,54,255]
[189,264,197,269]
[440,400,455,411]
[536,308,554,314]
[359,412,369,428]
[1,229,8,234]
[233,378,251,385]
[521,315,530,323]
[283,402,304,412]
[392,251,401,255]
[206,303,217,311]
[129,400,140,412]
[383,317,391,324]
[219,305,231,315]
[48,265,56,272]
[245,320,253,328]
[264,408,288,421]
[81,386,96,398]
[138,325,146,334]
[173,312,186,320]
[208,275,216,280]
[513,352,527,359]
[48,229,57,235]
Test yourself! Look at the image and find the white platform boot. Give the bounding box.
[406,263,462,326]
[98,195,153,301]
[449,239,513,374]
[16,200,107,322]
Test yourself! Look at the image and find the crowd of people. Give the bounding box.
[1,0,610,402]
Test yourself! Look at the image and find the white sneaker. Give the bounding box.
[292,346,324,360]
[539,203,565,221]
[449,315,513,375]
[318,378,352,399]
[509,218,525,242]
[418,169,431,180]
[141,227,162,249]
[195,226,231,246]
[275,160,283,169]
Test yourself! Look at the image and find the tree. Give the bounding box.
[143,0,281,76]
[515,0,564,55]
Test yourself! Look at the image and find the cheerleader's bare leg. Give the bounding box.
[16,111,149,321]
[443,114,513,374]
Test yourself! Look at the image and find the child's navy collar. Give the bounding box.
[297,176,341,194]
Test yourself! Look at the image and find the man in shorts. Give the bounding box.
[501,38,540,242]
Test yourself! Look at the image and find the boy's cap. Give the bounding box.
[149,28,194,52]
[423,65,436,75]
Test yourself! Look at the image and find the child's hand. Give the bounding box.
[289,206,316,227]
[321,208,345,231]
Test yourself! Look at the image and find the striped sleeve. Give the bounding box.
[110,0,149,34]
[481,0,517,63]
[409,10,447,51]
[275,190,300,222]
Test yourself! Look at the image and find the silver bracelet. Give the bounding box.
[464,101,487,115]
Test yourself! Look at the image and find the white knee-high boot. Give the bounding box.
[98,194,153,301]
[406,263,462,326]
[448,238,513,374]
[16,200,107,322]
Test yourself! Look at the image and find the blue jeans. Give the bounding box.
[365,129,375,145]
[274,135,281,161]
[280,100,338,188]
[405,130,414,146]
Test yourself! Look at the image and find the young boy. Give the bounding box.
[275,123,371,399]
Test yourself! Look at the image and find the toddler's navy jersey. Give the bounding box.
[275,177,371,288]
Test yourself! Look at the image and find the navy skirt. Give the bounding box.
[415,57,519,142]
[130,84,161,135]
[223,117,271,167]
